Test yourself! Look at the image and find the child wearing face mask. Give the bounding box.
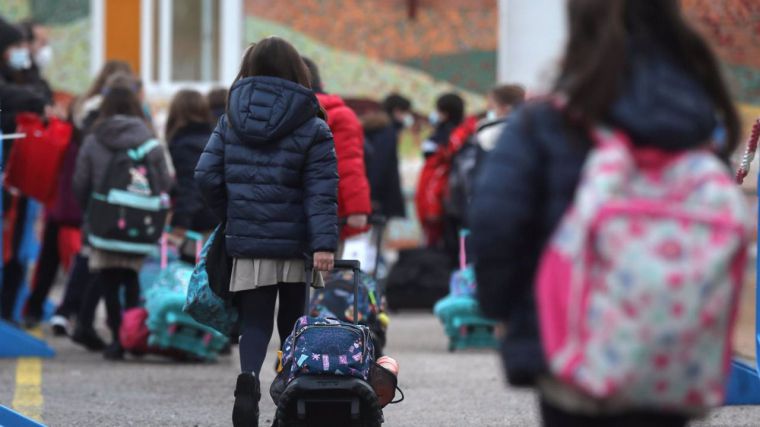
[0,16,48,324]
[361,94,412,220]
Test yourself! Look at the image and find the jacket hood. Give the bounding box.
[607,44,717,149]
[316,93,346,113]
[93,115,154,150]
[227,76,320,146]
[361,111,391,132]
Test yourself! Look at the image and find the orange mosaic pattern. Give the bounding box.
[244,0,497,61]
[682,0,760,69]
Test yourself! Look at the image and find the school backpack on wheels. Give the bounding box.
[434,230,499,351]
[310,216,389,358]
[121,235,228,361]
[272,260,385,427]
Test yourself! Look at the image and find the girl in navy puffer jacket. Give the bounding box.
[195,37,338,427]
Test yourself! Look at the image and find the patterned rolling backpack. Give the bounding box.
[536,127,751,410]
[272,260,386,427]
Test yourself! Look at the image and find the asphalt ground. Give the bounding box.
[1,312,759,426]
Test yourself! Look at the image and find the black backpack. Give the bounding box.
[445,140,482,226]
[87,139,169,254]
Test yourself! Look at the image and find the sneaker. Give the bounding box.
[50,315,70,337]
[103,342,125,361]
[71,328,107,351]
[233,372,260,427]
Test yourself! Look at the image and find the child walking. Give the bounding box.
[195,37,338,427]
[72,73,172,359]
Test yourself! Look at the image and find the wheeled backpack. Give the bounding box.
[272,261,388,427]
[87,139,169,254]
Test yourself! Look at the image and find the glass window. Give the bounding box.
[171,0,220,81]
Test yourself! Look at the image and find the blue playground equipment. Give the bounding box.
[0,405,45,427]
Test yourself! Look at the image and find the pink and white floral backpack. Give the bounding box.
[536,126,752,411]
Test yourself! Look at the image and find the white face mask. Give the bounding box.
[8,47,32,70]
[402,113,415,129]
[34,45,53,69]
[428,111,440,126]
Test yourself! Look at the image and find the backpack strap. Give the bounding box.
[127,138,160,161]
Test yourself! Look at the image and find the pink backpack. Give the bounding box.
[536,127,751,410]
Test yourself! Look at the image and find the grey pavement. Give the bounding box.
[0,313,759,426]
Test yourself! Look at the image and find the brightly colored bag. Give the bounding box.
[5,113,72,204]
[536,127,751,410]
[87,139,169,254]
[280,315,375,383]
[183,225,238,335]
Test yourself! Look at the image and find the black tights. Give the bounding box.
[238,284,306,375]
[77,268,139,342]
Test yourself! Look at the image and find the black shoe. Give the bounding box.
[103,342,125,360]
[233,372,260,427]
[71,328,107,351]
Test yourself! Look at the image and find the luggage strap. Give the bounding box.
[390,385,405,404]
[128,139,160,161]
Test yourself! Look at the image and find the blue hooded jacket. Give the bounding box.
[194,76,338,259]
[469,45,720,386]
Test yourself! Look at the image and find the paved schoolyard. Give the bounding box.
[0,313,759,426]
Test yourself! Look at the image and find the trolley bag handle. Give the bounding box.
[160,228,205,268]
[304,259,362,324]
[459,229,470,271]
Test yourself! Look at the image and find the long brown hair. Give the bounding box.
[233,37,311,87]
[165,89,212,142]
[94,72,145,127]
[556,0,739,158]
[85,60,133,99]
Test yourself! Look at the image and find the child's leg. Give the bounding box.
[238,286,278,375]
[123,270,140,309]
[101,269,127,342]
[76,270,103,332]
[276,283,306,345]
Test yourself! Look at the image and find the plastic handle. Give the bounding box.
[458,229,470,271]
[160,233,168,270]
[303,259,362,323]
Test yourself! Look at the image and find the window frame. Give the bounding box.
[137,0,243,96]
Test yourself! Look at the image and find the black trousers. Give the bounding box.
[0,196,28,321]
[55,253,91,318]
[24,221,60,319]
[237,284,306,375]
[77,268,139,342]
[540,398,689,427]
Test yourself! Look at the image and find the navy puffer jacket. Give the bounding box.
[195,76,338,259]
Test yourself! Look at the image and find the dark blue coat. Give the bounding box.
[169,122,218,232]
[195,76,338,259]
[469,46,718,386]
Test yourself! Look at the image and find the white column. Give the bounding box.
[140,0,153,85]
[200,0,214,81]
[89,0,105,76]
[159,0,173,89]
[220,0,243,86]
[497,0,567,94]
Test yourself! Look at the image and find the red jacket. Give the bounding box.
[416,116,479,245]
[316,93,372,238]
